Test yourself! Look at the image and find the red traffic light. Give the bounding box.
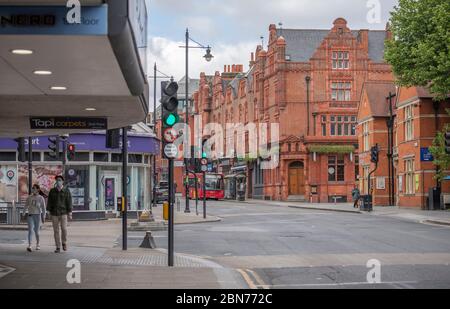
[68,144,75,152]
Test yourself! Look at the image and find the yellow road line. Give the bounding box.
[236,268,257,289]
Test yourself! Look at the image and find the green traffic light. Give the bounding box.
[202,152,207,159]
[165,114,178,126]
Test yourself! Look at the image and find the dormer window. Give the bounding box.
[332,51,349,69]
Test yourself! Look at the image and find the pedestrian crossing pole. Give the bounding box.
[168,158,174,267]
[122,127,128,251]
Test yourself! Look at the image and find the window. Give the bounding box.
[355,155,359,181]
[94,152,109,162]
[68,152,90,162]
[128,154,143,164]
[328,155,345,182]
[0,152,16,161]
[363,122,370,152]
[331,115,358,136]
[405,105,414,141]
[111,153,122,163]
[405,158,415,194]
[332,51,349,69]
[331,82,351,101]
[321,116,327,136]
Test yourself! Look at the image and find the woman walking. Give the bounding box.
[24,184,47,252]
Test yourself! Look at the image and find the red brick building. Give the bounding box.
[192,18,394,202]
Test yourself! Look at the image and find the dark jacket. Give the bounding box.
[351,188,361,201]
[47,187,73,216]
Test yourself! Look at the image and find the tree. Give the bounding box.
[429,111,450,183]
[385,0,450,101]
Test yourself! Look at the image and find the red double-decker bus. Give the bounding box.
[188,173,225,200]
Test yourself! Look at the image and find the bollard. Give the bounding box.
[177,197,180,212]
[140,231,157,249]
[163,201,169,221]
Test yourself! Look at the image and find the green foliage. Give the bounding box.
[385,0,450,101]
[308,145,355,154]
[429,111,450,182]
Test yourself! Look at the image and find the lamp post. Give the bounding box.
[148,64,173,211]
[180,28,213,214]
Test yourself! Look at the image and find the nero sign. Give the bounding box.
[30,117,107,130]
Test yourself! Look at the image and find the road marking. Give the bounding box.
[0,264,15,279]
[236,269,257,289]
[246,269,269,290]
[256,281,418,288]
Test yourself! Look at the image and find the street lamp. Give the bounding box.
[180,28,213,213]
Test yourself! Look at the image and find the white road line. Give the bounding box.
[0,264,15,279]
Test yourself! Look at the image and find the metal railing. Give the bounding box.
[0,202,25,225]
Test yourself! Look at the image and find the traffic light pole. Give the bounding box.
[168,158,174,267]
[203,171,206,219]
[28,137,32,195]
[122,127,128,251]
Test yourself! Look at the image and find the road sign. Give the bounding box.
[164,144,178,159]
[201,165,208,172]
[163,128,178,143]
[200,158,208,165]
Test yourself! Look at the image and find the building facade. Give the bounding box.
[192,18,394,202]
[0,124,159,219]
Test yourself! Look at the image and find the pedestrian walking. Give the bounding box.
[24,184,47,252]
[352,186,361,209]
[47,176,72,253]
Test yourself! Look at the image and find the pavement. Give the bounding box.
[237,199,450,226]
[1,199,450,289]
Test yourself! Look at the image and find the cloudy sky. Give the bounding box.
[146,0,398,111]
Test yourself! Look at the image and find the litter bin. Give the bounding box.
[360,195,373,212]
[428,187,441,210]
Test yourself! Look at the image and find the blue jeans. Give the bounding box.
[27,214,41,246]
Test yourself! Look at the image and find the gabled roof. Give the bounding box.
[276,29,387,63]
[360,81,397,118]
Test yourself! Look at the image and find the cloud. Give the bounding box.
[146,37,257,111]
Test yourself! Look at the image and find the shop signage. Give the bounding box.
[30,117,107,130]
[0,5,107,35]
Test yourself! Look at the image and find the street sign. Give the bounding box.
[201,165,208,172]
[200,158,208,165]
[164,144,178,159]
[163,128,178,143]
[420,148,434,162]
[30,117,107,130]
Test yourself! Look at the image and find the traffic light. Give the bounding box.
[445,132,450,155]
[48,136,60,159]
[161,80,180,159]
[14,137,26,162]
[67,144,76,161]
[370,144,379,164]
[106,129,121,149]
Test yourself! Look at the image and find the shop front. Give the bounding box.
[0,130,159,219]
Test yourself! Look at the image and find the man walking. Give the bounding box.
[47,176,72,253]
[352,186,361,209]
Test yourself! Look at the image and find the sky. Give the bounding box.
[145,0,399,111]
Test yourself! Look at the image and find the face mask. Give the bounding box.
[32,188,39,194]
[56,180,64,188]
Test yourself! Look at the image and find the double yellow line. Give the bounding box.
[237,269,269,289]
